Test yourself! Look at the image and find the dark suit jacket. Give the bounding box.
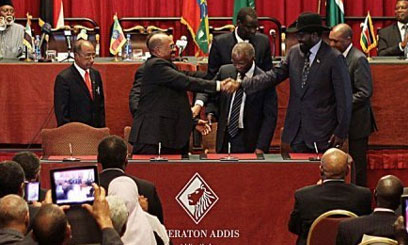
[128,56,217,150]
[346,47,377,139]
[207,64,277,153]
[54,64,105,127]
[288,181,372,245]
[378,23,404,56]
[99,168,164,223]
[242,41,352,150]
[336,211,398,245]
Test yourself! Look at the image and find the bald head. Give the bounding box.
[320,148,349,179]
[375,175,403,210]
[329,23,353,53]
[33,204,70,245]
[0,194,29,232]
[147,32,175,60]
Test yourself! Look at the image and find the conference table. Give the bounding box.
[40,154,321,245]
[1,57,407,148]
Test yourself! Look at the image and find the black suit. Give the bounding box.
[99,168,164,223]
[54,64,105,127]
[288,181,372,245]
[128,56,217,153]
[242,41,352,151]
[207,64,277,153]
[378,23,404,56]
[336,211,398,245]
[346,47,377,186]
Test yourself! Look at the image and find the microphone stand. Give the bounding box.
[60,31,75,62]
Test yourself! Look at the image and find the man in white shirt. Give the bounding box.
[0,0,24,59]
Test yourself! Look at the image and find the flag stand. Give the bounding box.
[113,53,121,62]
[24,46,32,62]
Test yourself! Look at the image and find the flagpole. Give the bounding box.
[24,12,32,62]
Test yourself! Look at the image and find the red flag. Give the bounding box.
[53,0,64,28]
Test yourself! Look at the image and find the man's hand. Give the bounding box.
[394,216,408,245]
[32,190,70,211]
[255,149,264,155]
[191,104,202,118]
[328,134,344,149]
[220,78,240,93]
[82,184,113,230]
[195,119,211,136]
[138,195,148,212]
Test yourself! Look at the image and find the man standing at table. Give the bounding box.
[329,23,377,186]
[54,40,105,127]
[128,32,221,155]
[0,0,24,59]
[222,12,352,153]
[378,0,408,56]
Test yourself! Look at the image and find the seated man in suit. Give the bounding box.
[0,194,29,244]
[378,0,408,56]
[54,39,105,128]
[336,175,403,245]
[288,148,372,245]
[98,135,164,223]
[206,42,277,153]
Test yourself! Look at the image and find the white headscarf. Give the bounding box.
[108,176,156,245]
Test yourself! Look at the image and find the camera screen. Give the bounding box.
[26,182,40,202]
[52,168,96,204]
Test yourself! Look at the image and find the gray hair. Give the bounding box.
[0,194,29,228]
[106,195,128,234]
[231,42,255,59]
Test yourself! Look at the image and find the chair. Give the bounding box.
[307,209,358,245]
[40,122,110,158]
[123,25,173,53]
[123,126,133,156]
[358,236,398,245]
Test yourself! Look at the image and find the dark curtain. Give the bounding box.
[13,0,399,56]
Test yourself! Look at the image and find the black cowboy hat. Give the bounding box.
[0,0,13,7]
[287,12,330,33]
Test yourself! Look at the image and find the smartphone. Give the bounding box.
[25,181,40,203]
[402,194,408,233]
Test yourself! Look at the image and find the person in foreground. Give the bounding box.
[288,148,372,245]
[0,194,29,244]
[336,175,403,245]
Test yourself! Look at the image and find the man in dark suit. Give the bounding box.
[192,7,274,118]
[329,24,377,187]
[223,12,352,152]
[288,148,372,245]
[128,32,219,154]
[336,175,403,245]
[54,39,105,127]
[378,0,408,56]
[206,42,277,153]
[97,135,164,223]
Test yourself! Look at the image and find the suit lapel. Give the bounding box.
[72,65,93,100]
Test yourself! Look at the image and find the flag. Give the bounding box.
[23,13,34,52]
[326,0,344,27]
[360,12,377,54]
[233,0,255,25]
[181,0,210,56]
[109,15,126,55]
[40,0,64,28]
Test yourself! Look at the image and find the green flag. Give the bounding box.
[233,0,255,25]
[326,0,344,27]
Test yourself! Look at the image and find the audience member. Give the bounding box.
[0,160,25,198]
[0,194,29,244]
[336,175,404,245]
[329,23,377,186]
[378,0,408,56]
[54,39,105,127]
[98,135,164,223]
[223,12,352,153]
[0,0,24,59]
[288,148,372,245]
[106,196,128,237]
[206,42,277,153]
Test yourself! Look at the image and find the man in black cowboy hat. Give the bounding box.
[222,12,352,153]
[0,0,24,59]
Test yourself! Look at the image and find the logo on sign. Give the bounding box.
[176,173,218,224]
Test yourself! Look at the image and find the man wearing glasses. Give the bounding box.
[54,40,105,127]
[0,0,24,59]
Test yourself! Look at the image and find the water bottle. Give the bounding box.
[34,35,41,62]
[405,44,408,60]
[124,34,132,61]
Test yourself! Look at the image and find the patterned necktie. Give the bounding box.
[301,51,311,89]
[84,71,93,99]
[228,73,244,138]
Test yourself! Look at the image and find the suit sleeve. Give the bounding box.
[351,55,373,109]
[54,74,71,126]
[378,29,403,56]
[149,186,164,224]
[288,192,302,235]
[101,228,124,245]
[205,70,223,118]
[332,55,353,139]
[207,37,223,79]
[129,67,143,117]
[335,221,349,245]
[256,87,277,152]
[260,38,273,72]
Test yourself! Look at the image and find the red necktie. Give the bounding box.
[84,71,93,99]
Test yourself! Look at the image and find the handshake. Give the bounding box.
[220,78,241,93]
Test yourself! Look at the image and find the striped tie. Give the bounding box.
[228,74,244,138]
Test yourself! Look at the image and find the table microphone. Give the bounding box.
[176,35,188,57]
